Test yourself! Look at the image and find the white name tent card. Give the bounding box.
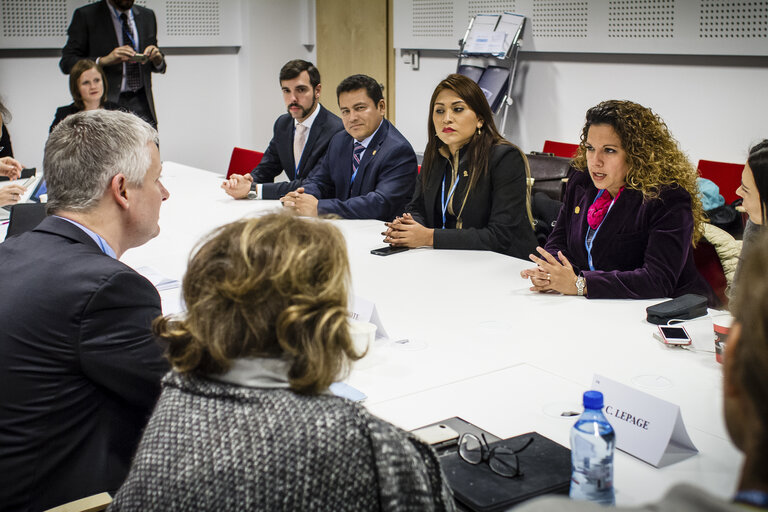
[592,374,698,468]
[350,295,389,340]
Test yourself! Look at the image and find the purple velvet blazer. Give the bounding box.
[545,169,714,303]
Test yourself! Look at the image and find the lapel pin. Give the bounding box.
[575,206,581,214]
[463,170,468,177]
[372,150,377,156]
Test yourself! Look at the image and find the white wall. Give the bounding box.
[394,51,768,165]
[0,0,315,175]
[2,3,765,175]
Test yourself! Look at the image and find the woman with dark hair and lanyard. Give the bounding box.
[521,100,714,303]
[382,74,537,258]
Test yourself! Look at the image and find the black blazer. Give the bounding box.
[302,118,418,221]
[406,144,537,259]
[0,217,168,511]
[250,105,344,199]
[60,0,166,125]
[49,101,123,132]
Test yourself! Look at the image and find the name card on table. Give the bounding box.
[350,295,389,339]
[592,375,698,468]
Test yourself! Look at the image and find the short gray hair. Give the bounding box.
[44,110,158,213]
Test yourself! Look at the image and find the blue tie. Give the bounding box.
[350,142,365,187]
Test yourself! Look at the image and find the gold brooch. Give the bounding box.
[575,206,581,214]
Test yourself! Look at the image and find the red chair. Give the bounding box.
[542,140,579,159]
[693,240,729,308]
[697,159,743,204]
[226,147,264,178]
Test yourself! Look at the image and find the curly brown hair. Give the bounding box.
[571,100,704,244]
[154,213,359,395]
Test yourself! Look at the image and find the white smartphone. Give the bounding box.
[658,325,692,346]
[411,423,460,446]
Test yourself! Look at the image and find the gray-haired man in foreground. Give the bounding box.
[0,109,170,511]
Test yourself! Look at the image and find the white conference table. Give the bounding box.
[118,162,740,507]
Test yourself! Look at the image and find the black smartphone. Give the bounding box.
[370,246,409,256]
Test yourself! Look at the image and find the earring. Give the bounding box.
[476,126,482,136]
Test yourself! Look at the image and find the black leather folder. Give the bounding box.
[441,431,571,512]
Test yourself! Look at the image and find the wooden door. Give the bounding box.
[316,0,395,122]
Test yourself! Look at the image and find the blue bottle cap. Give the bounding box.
[583,390,604,409]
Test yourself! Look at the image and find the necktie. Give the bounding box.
[293,123,308,175]
[350,142,365,186]
[120,13,142,91]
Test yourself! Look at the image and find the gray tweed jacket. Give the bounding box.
[109,372,455,511]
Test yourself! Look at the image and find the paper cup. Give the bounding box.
[713,314,733,364]
[349,320,376,359]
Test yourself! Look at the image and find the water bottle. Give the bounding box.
[569,390,616,505]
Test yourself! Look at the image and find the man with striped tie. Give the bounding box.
[281,74,418,221]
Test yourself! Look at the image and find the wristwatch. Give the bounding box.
[575,276,586,296]
[247,191,258,200]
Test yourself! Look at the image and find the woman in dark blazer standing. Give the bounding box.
[382,74,537,258]
[521,100,714,304]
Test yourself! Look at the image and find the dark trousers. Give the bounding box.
[119,89,157,129]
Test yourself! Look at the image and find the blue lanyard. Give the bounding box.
[734,490,768,508]
[584,189,619,271]
[441,171,461,229]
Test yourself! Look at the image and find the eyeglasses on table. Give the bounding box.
[458,433,534,478]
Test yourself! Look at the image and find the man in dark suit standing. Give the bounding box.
[0,110,170,512]
[60,0,166,128]
[221,59,344,200]
[281,74,418,221]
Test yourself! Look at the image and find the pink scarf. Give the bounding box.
[587,188,623,229]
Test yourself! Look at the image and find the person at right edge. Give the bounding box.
[520,100,715,305]
[382,74,537,258]
[734,139,767,285]
[517,231,768,511]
